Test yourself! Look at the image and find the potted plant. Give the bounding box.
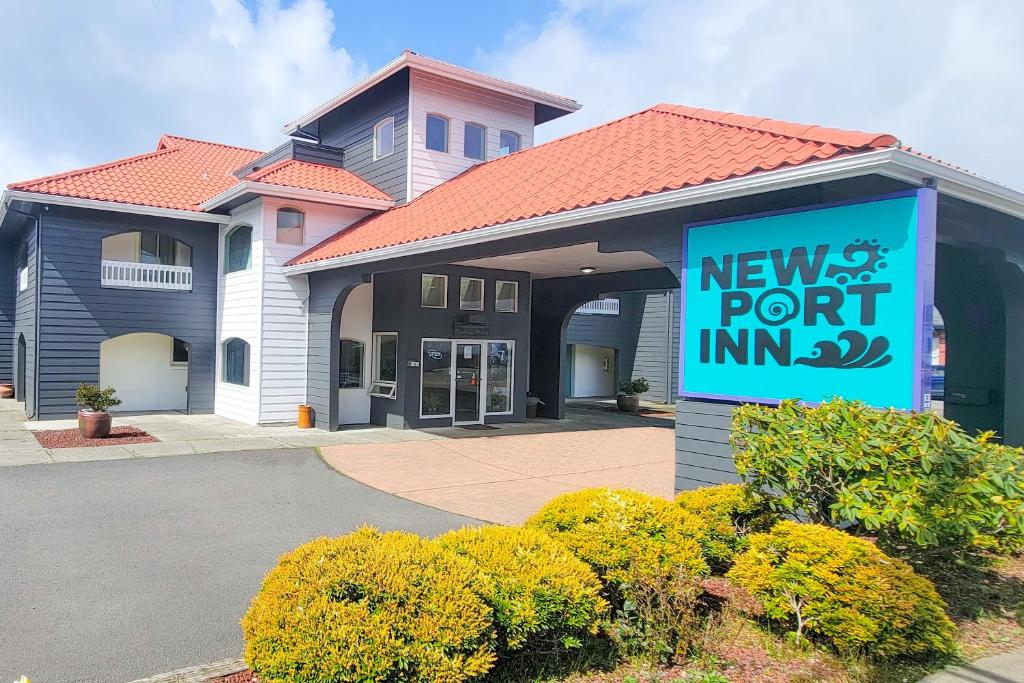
[616,377,650,413]
[76,383,122,439]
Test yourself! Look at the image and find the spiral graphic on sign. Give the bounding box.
[754,288,800,326]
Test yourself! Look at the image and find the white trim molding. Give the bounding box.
[2,189,229,224]
[283,149,1024,276]
[282,51,580,137]
[199,181,395,212]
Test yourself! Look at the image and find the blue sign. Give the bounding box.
[679,189,936,410]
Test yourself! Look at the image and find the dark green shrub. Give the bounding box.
[75,383,121,412]
[728,521,957,657]
[732,398,1024,551]
[618,377,651,395]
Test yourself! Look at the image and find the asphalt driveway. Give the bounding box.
[0,449,476,683]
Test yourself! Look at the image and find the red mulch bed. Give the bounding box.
[32,426,158,448]
[210,671,254,683]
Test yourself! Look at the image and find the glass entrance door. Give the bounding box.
[454,342,483,424]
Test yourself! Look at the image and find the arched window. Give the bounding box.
[426,113,449,153]
[374,117,395,159]
[276,208,304,246]
[464,122,486,161]
[225,225,252,273]
[222,338,250,386]
[499,130,521,156]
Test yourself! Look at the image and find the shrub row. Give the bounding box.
[243,484,960,681]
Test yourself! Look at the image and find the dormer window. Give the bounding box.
[374,117,395,159]
[426,114,449,153]
[464,123,485,161]
[276,207,304,246]
[499,130,521,156]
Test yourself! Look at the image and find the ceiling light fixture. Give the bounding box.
[579,266,597,274]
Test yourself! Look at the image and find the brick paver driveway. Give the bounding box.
[321,417,675,524]
[0,449,474,683]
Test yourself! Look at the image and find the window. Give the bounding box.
[499,130,521,156]
[101,231,191,266]
[16,246,28,293]
[459,277,484,311]
[171,338,189,365]
[225,225,252,273]
[276,207,304,246]
[486,341,514,414]
[339,338,364,389]
[370,332,398,398]
[421,340,453,417]
[421,274,448,308]
[426,114,449,153]
[222,338,250,386]
[495,280,518,313]
[464,122,485,161]
[374,116,395,159]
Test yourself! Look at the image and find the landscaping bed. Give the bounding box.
[32,425,157,448]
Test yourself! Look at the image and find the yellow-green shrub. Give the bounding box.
[436,525,608,658]
[728,521,956,658]
[242,526,496,683]
[525,488,708,604]
[675,484,776,571]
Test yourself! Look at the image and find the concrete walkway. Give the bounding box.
[920,649,1024,683]
[321,420,675,524]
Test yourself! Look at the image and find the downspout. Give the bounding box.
[4,202,42,418]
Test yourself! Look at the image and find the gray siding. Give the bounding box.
[675,399,739,491]
[34,206,219,418]
[14,223,38,414]
[318,69,409,203]
[0,238,16,384]
[371,265,531,429]
[632,291,674,403]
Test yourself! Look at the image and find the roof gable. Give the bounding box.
[288,104,899,266]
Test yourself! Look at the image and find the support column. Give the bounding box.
[306,270,365,431]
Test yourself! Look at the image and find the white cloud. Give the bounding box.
[0,0,365,186]
[479,0,1024,189]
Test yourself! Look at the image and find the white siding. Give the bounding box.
[408,69,535,199]
[258,197,372,424]
[216,199,263,424]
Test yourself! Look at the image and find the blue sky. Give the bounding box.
[1,1,1022,190]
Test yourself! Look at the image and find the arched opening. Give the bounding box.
[338,283,372,425]
[99,333,188,412]
[16,333,26,402]
[566,344,617,398]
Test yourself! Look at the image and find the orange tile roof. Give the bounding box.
[245,159,392,201]
[9,135,263,211]
[289,104,899,266]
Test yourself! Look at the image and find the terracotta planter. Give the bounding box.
[78,410,112,439]
[616,394,640,413]
[0,383,13,399]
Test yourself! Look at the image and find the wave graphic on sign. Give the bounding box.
[794,331,892,369]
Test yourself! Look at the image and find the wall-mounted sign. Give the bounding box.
[453,321,489,337]
[679,189,936,410]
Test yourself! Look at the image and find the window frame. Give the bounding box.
[221,337,250,386]
[485,340,515,416]
[369,331,399,399]
[16,245,28,293]
[374,116,396,160]
[171,337,189,366]
[498,130,521,156]
[463,122,486,161]
[420,273,448,309]
[425,113,450,153]
[495,280,519,313]
[419,338,454,420]
[459,277,485,311]
[338,337,365,389]
[276,207,305,246]
[224,224,253,274]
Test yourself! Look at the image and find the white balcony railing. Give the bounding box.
[574,298,620,316]
[101,260,193,291]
